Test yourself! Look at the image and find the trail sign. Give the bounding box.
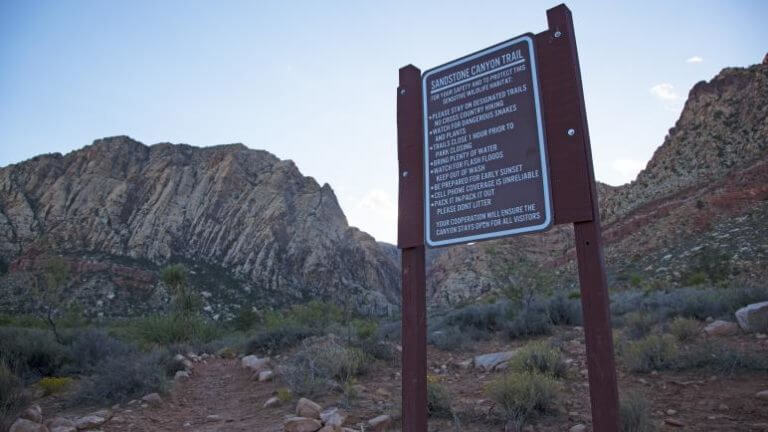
[423,35,552,247]
[397,4,620,432]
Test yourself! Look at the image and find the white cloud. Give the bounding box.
[347,188,397,243]
[650,83,680,101]
[611,158,644,183]
[686,56,704,64]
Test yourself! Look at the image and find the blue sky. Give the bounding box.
[1,1,766,243]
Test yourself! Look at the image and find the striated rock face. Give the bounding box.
[0,137,399,317]
[427,61,768,305]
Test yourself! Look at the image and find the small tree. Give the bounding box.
[34,256,70,343]
[487,249,553,306]
[161,264,199,318]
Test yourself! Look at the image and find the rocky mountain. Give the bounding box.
[427,60,768,305]
[0,137,400,319]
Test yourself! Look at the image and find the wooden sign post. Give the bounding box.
[397,4,619,432]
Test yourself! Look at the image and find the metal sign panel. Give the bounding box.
[422,34,552,247]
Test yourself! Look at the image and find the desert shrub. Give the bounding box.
[72,350,169,404]
[0,327,70,380]
[377,320,402,342]
[428,326,471,351]
[265,301,344,331]
[196,332,249,355]
[280,337,370,396]
[509,341,567,378]
[505,301,553,339]
[246,325,320,354]
[622,334,678,372]
[277,387,293,403]
[440,301,510,333]
[64,329,136,374]
[230,308,261,331]
[38,376,74,395]
[124,315,222,346]
[671,342,768,374]
[427,377,453,418]
[349,321,398,362]
[485,371,558,429]
[611,285,768,324]
[0,359,28,431]
[545,294,582,326]
[619,391,655,432]
[623,312,655,340]
[666,317,700,342]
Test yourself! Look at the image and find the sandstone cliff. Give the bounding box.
[0,137,399,318]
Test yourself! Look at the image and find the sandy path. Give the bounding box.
[105,358,284,432]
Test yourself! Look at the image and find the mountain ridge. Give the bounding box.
[0,136,400,319]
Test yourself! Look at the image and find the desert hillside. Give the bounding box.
[0,138,400,318]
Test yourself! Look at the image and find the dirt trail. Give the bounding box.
[106,358,283,432]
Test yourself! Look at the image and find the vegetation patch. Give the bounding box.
[38,376,74,395]
[508,341,568,379]
[485,371,558,430]
[0,359,28,431]
[619,391,656,432]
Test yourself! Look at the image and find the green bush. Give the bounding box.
[509,341,567,379]
[667,317,700,342]
[0,327,70,380]
[65,329,136,374]
[246,325,320,354]
[427,379,453,418]
[230,308,261,331]
[0,359,28,431]
[505,301,553,339]
[485,371,558,429]
[72,350,169,404]
[545,294,582,326]
[619,391,656,432]
[428,326,470,351]
[623,312,655,340]
[122,315,222,346]
[622,334,678,372]
[280,337,370,397]
[38,376,74,395]
[671,342,768,374]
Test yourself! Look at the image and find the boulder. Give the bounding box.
[735,301,768,332]
[283,416,322,432]
[242,355,270,372]
[756,390,768,400]
[9,419,48,432]
[569,425,586,432]
[320,408,347,427]
[175,370,190,380]
[141,392,163,407]
[49,427,76,432]
[264,397,281,408]
[74,414,109,430]
[317,427,336,432]
[296,398,322,419]
[473,350,518,371]
[45,418,75,430]
[703,320,740,336]
[258,370,274,382]
[366,414,392,432]
[20,404,42,424]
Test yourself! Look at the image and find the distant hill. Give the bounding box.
[427,61,768,305]
[0,137,400,318]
